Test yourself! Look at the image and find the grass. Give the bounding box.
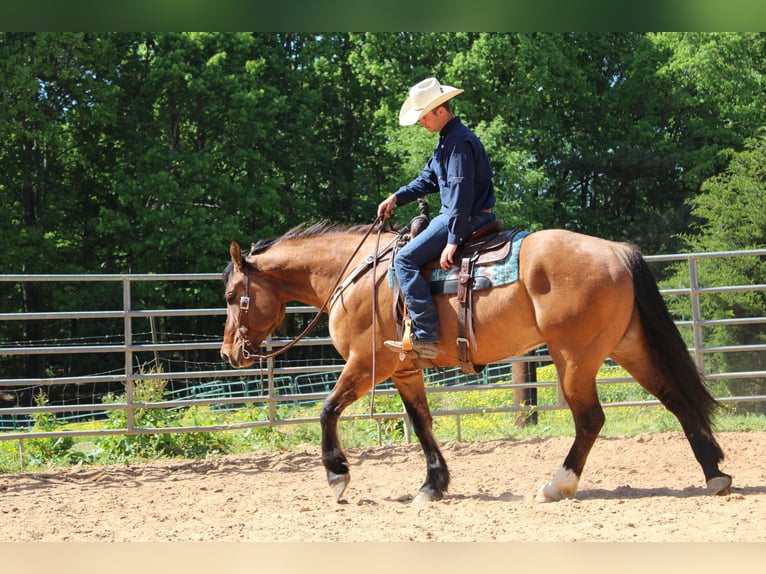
[1,365,764,473]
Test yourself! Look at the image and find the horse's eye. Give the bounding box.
[226,292,236,305]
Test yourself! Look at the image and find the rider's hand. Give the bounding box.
[377,194,397,220]
[440,243,458,270]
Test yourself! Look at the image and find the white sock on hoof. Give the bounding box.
[535,466,579,502]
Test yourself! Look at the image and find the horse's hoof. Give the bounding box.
[534,467,579,503]
[707,475,732,496]
[534,484,562,503]
[328,472,350,502]
[412,490,441,504]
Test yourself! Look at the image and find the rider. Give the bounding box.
[377,77,496,359]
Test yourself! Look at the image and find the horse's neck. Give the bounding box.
[257,236,362,307]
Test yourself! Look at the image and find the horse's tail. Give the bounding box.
[618,245,724,460]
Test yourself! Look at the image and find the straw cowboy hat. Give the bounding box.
[399,77,464,126]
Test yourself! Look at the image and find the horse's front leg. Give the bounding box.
[392,367,450,502]
[319,362,373,502]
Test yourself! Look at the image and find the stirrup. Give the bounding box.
[383,338,438,360]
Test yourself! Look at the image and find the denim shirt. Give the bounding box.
[394,116,495,245]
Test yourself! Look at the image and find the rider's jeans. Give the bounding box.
[394,211,496,343]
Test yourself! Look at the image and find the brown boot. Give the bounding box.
[383,338,439,359]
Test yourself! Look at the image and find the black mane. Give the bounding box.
[223,221,371,282]
[250,220,370,255]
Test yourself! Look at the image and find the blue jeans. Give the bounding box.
[394,211,496,342]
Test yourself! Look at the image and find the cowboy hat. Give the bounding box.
[399,77,464,126]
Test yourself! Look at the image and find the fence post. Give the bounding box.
[513,354,538,427]
[18,438,26,470]
[149,315,160,368]
[688,257,706,372]
[267,353,276,424]
[123,277,135,433]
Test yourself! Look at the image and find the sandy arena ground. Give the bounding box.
[1,431,764,542]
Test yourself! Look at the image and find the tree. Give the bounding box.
[3,32,766,385]
[441,33,766,253]
[669,132,766,411]
[351,32,477,223]
[0,32,125,379]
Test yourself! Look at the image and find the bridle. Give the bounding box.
[233,218,391,362]
[234,264,259,360]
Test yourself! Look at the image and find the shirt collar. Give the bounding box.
[439,116,461,138]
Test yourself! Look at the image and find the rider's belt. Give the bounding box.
[481,207,494,213]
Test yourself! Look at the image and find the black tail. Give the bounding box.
[622,247,724,461]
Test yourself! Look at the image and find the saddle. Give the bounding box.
[392,217,523,374]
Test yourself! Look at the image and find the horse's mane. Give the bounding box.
[249,220,371,255]
[223,221,371,282]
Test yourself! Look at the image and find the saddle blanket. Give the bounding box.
[428,230,529,295]
[387,230,530,295]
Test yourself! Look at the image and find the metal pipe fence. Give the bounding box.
[1,248,765,448]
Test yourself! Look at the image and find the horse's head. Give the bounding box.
[220,241,286,368]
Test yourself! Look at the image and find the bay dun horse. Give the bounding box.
[220,222,732,503]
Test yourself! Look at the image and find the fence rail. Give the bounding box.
[1,248,765,446]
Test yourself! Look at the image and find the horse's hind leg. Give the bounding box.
[611,324,732,495]
[536,349,605,502]
[616,359,731,494]
[391,367,450,502]
[612,253,731,494]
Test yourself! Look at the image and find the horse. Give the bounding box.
[220,221,732,503]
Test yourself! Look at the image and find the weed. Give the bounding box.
[2,364,765,474]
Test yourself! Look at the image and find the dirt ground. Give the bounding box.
[1,431,764,542]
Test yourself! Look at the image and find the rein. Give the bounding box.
[369,220,385,416]
[237,218,388,362]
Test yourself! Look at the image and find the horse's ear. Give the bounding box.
[229,241,243,271]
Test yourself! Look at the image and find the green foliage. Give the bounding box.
[341,392,408,447]
[666,131,766,407]
[24,391,90,467]
[4,32,765,278]
[91,371,237,462]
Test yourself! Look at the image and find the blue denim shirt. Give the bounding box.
[394,116,495,245]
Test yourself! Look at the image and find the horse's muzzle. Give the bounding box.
[220,345,244,368]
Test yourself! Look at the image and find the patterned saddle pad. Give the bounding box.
[428,230,530,295]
